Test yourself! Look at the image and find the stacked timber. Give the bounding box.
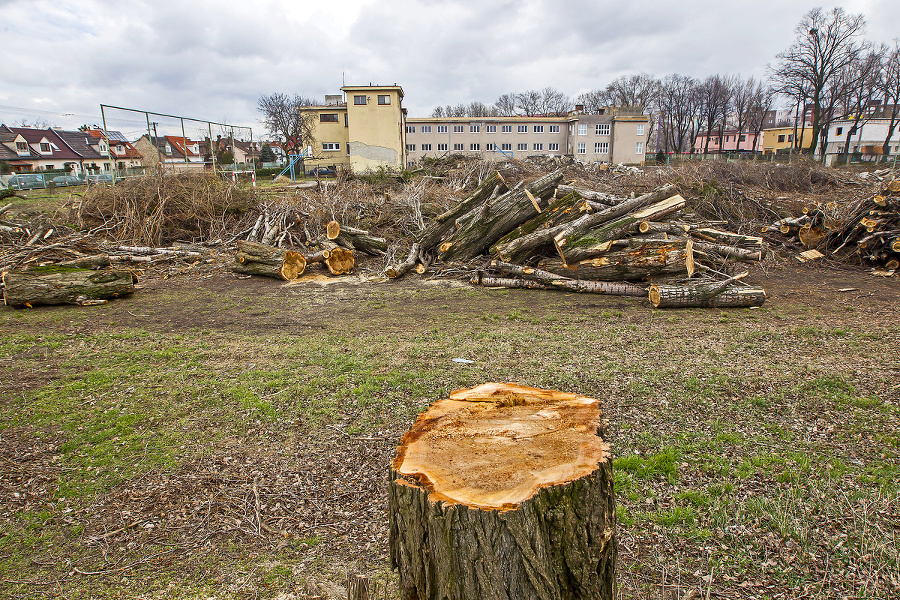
[766,179,900,272]
[231,239,355,279]
[402,172,766,307]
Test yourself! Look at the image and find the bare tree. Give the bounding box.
[574,89,609,114]
[604,74,660,110]
[431,106,445,118]
[494,93,518,117]
[697,75,732,155]
[838,45,884,163]
[747,83,775,153]
[257,93,316,155]
[657,74,699,154]
[878,41,900,161]
[515,90,542,116]
[537,87,572,116]
[771,7,866,157]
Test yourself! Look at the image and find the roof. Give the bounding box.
[2,126,83,160]
[55,130,105,159]
[342,84,404,99]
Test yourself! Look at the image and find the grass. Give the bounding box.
[1,273,898,599]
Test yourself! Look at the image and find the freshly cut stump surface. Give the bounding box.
[389,382,616,600]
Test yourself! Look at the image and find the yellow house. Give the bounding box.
[302,84,407,173]
[761,127,814,155]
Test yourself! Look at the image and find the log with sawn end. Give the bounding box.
[326,221,388,255]
[3,266,136,308]
[648,274,766,308]
[537,242,692,281]
[232,240,306,280]
[385,243,420,279]
[490,192,594,262]
[417,172,508,251]
[489,260,646,296]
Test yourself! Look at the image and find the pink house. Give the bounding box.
[693,130,763,153]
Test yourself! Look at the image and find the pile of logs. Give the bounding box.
[389,170,767,308]
[766,179,900,272]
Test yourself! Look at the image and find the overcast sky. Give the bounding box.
[1,0,899,140]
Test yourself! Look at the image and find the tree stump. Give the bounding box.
[389,382,616,600]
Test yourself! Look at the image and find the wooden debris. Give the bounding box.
[232,240,306,280]
[3,266,135,307]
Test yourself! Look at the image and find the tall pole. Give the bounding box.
[180,118,189,167]
[209,122,216,173]
[100,104,113,185]
[231,126,236,172]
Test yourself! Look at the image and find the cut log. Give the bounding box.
[389,382,616,600]
[316,241,355,275]
[490,193,593,262]
[385,243,420,279]
[490,261,646,296]
[537,242,692,281]
[327,221,388,256]
[798,224,826,249]
[556,184,619,205]
[472,275,552,290]
[648,280,766,308]
[439,170,564,262]
[691,228,762,248]
[3,267,135,308]
[689,241,762,263]
[418,172,508,251]
[553,194,686,264]
[59,254,111,269]
[492,184,677,265]
[232,240,306,280]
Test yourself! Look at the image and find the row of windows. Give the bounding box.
[353,94,392,105]
[575,142,643,154]
[407,142,562,152]
[406,124,561,134]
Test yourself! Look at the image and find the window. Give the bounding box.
[533,125,544,133]
[788,135,793,142]
[486,125,496,133]
[595,142,609,154]
[45,164,53,170]
[577,142,586,154]
[470,143,480,151]
[739,134,746,141]
[549,125,559,133]
[636,124,644,136]
[322,142,341,151]
[437,125,448,133]
[15,141,27,152]
[40,142,51,153]
[406,144,416,152]
[406,125,416,133]
[453,143,464,151]
[533,143,543,151]
[578,124,587,135]
[517,143,527,151]
[104,163,110,171]
[353,95,366,105]
[453,125,464,133]
[569,124,575,135]
[421,125,432,133]
[836,127,843,136]
[470,124,480,133]
[517,125,527,133]
[378,95,390,105]
[595,124,610,135]
[345,114,349,127]
[437,143,448,151]
[320,114,338,122]
[502,125,513,133]
[548,143,559,151]
[502,143,512,151]
[636,142,644,154]
[485,143,493,151]
[777,135,786,143]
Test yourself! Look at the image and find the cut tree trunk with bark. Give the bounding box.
[3,267,135,307]
[472,274,552,290]
[554,195,686,264]
[418,172,508,251]
[439,170,564,262]
[537,243,692,281]
[648,281,766,308]
[232,240,306,280]
[389,382,616,600]
[690,228,762,248]
[490,184,678,266]
[556,184,619,205]
[385,243,420,279]
[689,240,762,263]
[59,254,111,269]
[489,261,646,296]
[326,221,388,256]
[490,193,594,262]
[316,241,355,275]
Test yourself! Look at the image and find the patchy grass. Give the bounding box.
[1,268,898,599]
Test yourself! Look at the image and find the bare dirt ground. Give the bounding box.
[2,259,898,599]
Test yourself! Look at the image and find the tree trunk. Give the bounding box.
[553,195,686,264]
[499,184,677,266]
[472,274,552,290]
[649,282,766,308]
[3,267,135,307]
[439,170,564,262]
[316,241,355,275]
[418,172,508,251]
[490,193,594,262]
[555,185,619,205]
[59,254,111,269]
[489,261,646,296]
[389,383,616,600]
[385,244,420,279]
[537,242,692,281]
[327,221,388,256]
[232,240,306,280]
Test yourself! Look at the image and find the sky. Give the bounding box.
[1,0,899,140]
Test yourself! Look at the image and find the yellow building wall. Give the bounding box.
[762,127,813,154]
[305,108,351,171]
[343,86,406,172]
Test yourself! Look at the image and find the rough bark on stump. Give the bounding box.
[439,170,563,262]
[490,193,594,262]
[232,240,306,280]
[389,383,616,600]
[3,267,135,307]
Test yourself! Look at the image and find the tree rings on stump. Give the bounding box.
[389,382,616,600]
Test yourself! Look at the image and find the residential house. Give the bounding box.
[84,129,144,173]
[0,125,129,174]
[824,118,900,166]
[693,130,763,154]
[134,135,206,171]
[760,127,814,155]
